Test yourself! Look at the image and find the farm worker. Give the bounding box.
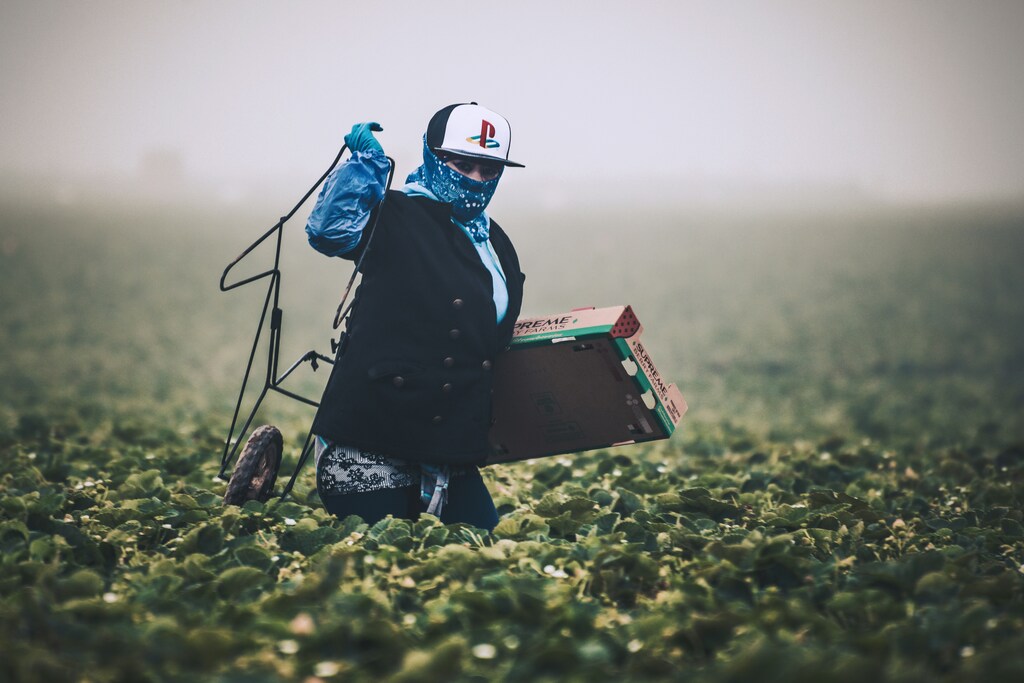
[305,103,526,531]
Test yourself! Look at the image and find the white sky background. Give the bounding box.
[1,0,1022,204]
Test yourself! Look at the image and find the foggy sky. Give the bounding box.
[1,0,1022,203]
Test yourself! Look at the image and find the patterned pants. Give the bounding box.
[314,438,498,530]
[317,468,499,530]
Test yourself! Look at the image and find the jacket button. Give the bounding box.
[432,415,443,424]
[449,328,461,340]
[481,360,492,370]
[441,383,453,393]
[452,298,464,309]
[443,356,455,368]
[392,376,405,388]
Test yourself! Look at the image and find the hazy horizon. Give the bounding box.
[2,1,1023,208]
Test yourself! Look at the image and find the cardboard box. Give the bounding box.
[487,305,687,464]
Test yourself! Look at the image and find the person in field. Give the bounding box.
[305,103,525,531]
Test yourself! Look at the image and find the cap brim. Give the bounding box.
[434,146,525,168]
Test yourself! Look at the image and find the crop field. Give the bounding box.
[1,194,1023,682]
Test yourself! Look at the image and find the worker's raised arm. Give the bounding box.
[305,123,390,257]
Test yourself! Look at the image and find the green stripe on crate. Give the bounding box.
[510,325,613,346]
[614,337,672,433]
[654,403,675,434]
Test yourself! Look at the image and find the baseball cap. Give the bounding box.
[426,102,525,168]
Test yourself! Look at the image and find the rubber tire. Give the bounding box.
[223,425,283,505]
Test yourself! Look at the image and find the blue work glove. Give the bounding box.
[344,122,384,155]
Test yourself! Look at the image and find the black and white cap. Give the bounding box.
[426,102,525,168]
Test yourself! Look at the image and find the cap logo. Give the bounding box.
[466,119,500,149]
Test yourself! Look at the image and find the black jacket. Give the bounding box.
[311,191,525,465]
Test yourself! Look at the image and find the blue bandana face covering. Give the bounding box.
[405,138,502,242]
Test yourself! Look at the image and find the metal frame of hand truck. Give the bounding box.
[217,144,394,500]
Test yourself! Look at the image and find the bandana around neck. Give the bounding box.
[404,137,501,243]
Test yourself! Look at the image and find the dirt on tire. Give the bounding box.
[223,425,283,505]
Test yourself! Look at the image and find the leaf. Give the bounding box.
[178,523,225,556]
[216,566,271,600]
[233,545,275,571]
[57,569,104,600]
[116,469,167,500]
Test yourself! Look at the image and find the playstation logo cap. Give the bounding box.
[426,102,525,168]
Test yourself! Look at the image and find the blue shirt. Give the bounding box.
[305,150,509,324]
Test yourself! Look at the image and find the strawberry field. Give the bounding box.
[2,196,1023,682]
